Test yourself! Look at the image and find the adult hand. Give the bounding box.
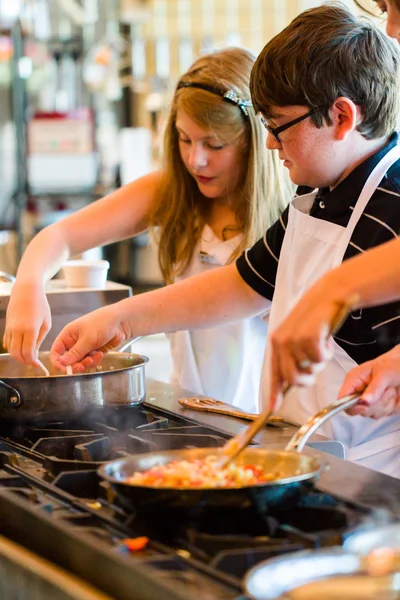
[3,283,52,367]
[269,283,341,409]
[339,345,400,419]
[50,305,131,373]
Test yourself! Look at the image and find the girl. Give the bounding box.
[4,47,293,413]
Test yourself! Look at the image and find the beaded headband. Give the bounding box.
[176,81,253,117]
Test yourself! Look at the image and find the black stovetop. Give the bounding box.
[0,400,379,600]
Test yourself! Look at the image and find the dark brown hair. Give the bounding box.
[250,2,400,139]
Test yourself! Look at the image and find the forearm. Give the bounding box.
[115,263,269,337]
[15,174,161,288]
[15,225,72,286]
[15,210,119,286]
[267,240,400,403]
[317,239,400,309]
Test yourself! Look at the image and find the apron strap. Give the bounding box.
[333,143,400,265]
[347,429,400,462]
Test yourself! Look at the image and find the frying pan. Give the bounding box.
[98,393,360,515]
[244,546,400,599]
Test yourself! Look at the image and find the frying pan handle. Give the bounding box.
[285,393,361,453]
[0,379,23,408]
[115,337,142,353]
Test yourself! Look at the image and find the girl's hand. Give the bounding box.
[50,306,131,373]
[3,283,52,367]
[339,345,400,419]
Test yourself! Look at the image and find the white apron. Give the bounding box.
[260,144,400,477]
[168,225,269,413]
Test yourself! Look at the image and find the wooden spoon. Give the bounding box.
[217,298,358,469]
[178,397,284,423]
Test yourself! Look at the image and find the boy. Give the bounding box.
[50,5,400,475]
[261,0,400,422]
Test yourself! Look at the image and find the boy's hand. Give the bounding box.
[339,346,400,419]
[50,306,131,373]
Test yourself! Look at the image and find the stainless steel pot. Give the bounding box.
[0,343,148,419]
[245,547,400,599]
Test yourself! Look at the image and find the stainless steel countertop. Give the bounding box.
[145,378,400,518]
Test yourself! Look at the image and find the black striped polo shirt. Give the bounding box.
[236,132,400,365]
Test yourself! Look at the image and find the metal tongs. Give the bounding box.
[218,298,358,469]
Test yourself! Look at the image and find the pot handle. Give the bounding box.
[116,337,142,353]
[0,380,23,408]
[285,393,361,453]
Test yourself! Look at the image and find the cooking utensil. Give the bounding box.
[245,546,400,600]
[0,271,15,284]
[0,348,148,420]
[216,388,290,470]
[218,299,356,469]
[178,397,284,422]
[98,392,360,516]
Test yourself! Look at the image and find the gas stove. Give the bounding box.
[0,380,398,600]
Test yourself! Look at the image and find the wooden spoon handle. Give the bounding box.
[217,297,359,469]
[178,397,284,422]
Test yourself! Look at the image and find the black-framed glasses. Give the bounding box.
[260,107,322,143]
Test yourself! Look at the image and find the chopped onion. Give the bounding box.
[37,359,50,377]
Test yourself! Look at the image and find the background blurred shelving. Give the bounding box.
[0,0,372,286]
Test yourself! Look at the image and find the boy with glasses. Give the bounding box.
[254,1,400,435]
[51,4,400,475]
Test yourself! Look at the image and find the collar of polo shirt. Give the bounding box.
[298,132,399,219]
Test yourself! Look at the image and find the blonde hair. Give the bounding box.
[150,47,294,284]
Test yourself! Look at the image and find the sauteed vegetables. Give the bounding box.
[124,456,283,488]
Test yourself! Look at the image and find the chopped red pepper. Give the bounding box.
[244,464,263,476]
[122,537,149,552]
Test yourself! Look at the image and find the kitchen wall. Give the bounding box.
[0,0,365,281]
[122,0,362,152]
[123,0,358,85]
